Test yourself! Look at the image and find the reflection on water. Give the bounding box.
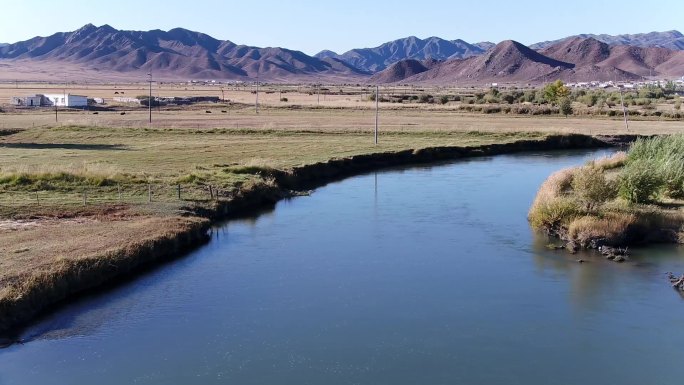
[1,149,683,385]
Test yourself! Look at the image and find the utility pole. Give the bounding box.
[255,73,259,114]
[619,87,629,131]
[375,85,379,145]
[147,72,153,125]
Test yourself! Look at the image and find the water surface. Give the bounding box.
[1,149,683,385]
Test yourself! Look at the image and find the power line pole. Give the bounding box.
[375,85,379,145]
[619,87,629,131]
[255,73,259,114]
[148,72,153,125]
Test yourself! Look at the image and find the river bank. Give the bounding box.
[529,135,684,254]
[0,133,621,339]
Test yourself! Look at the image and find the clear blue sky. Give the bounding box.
[1,0,682,55]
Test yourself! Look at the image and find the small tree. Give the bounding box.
[559,97,573,117]
[572,165,616,210]
[618,162,663,203]
[419,94,432,103]
[542,80,570,105]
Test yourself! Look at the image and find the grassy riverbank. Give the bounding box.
[0,109,676,335]
[529,135,684,250]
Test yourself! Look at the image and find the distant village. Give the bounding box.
[10,92,220,108]
[8,76,684,108]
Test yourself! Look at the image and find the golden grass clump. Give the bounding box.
[567,212,637,246]
[528,168,581,229]
[590,151,627,170]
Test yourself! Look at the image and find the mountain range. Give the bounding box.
[0,24,683,84]
[0,24,367,82]
[314,36,487,72]
[530,30,684,51]
[374,37,684,85]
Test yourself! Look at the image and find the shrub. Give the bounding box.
[280,97,288,102]
[618,161,663,203]
[483,94,500,104]
[528,196,582,230]
[559,97,573,116]
[567,212,636,246]
[592,152,627,170]
[528,167,578,229]
[571,165,617,210]
[439,95,449,105]
[482,106,501,114]
[419,94,432,103]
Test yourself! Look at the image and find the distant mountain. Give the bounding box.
[531,30,684,51]
[390,40,574,85]
[314,50,339,60]
[2,26,683,84]
[0,24,367,81]
[369,59,441,83]
[541,37,684,78]
[372,37,681,85]
[474,42,495,51]
[318,36,485,72]
[0,43,7,48]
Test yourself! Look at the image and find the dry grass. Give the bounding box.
[0,214,202,288]
[590,151,627,170]
[530,148,684,247]
[528,168,576,218]
[0,212,207,330]
[567,213,637,245]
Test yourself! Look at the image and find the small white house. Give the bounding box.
[11,95,43,107]
[43,94,88,107]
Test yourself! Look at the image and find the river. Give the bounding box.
[1,149,683,385]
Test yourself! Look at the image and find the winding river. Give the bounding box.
[1,149,683,385]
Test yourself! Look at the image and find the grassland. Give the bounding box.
[1,83,682,335]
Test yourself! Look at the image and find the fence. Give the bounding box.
[0,183,230,208]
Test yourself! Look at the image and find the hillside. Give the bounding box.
[532,30,684,51]
[317,36,485,72]
[0,24,366,81]
[391,40,574,84]
[2,26,683,84]
[369,59,441,83]
[541,37,684,78]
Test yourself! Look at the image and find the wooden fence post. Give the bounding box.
[177,184,181,200]
[148,184,152,203]
[83,189,87,206]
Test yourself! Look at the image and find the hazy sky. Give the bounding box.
[1,0,682,54]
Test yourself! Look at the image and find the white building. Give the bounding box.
[11,95,43,107]
[42,94,88,107]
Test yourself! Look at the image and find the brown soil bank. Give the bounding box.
[0,216,209,340]
[0,133,616,338]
